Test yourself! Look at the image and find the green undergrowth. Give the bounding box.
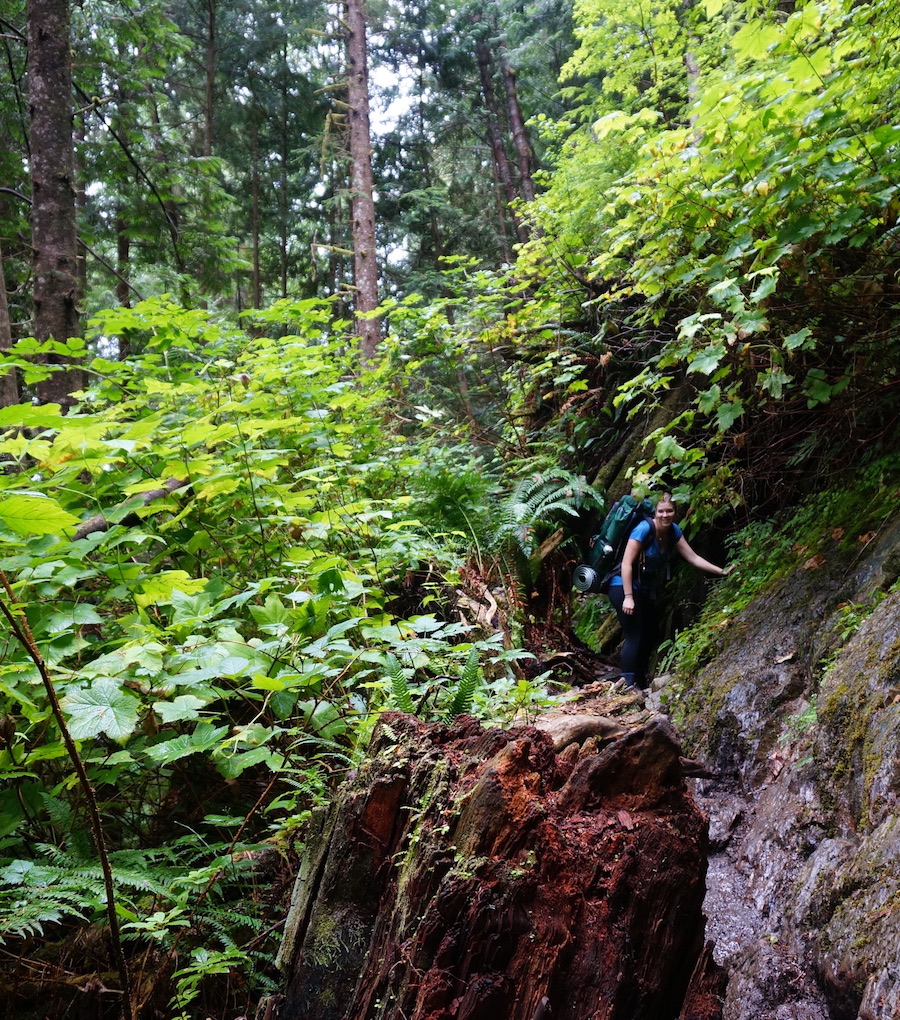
[571,594,615,652]
[0,297,587,1016]
[664,456,900,685]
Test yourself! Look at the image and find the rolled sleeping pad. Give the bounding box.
[572,563,599,593]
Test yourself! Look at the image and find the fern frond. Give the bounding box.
[33,845,176,900]
[0,859,98,943]
[385,653,416,715]
[497,471,604,554]
[444,648,482,721]
[196,905,264,946]
[0,893,89,942]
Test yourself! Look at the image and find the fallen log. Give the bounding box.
[263,706,723,1020]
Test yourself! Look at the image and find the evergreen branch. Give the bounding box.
[0,16,24,38]
[73,83,186,273]
[0,186,144,300]
[78,237,146,302]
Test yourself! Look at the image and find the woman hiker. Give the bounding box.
[606,492,733,690]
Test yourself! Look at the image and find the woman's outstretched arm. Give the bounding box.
[675,536,734,577]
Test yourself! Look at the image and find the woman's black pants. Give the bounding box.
[607,587,661,689]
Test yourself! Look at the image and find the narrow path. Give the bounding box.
[641,678,833,1019]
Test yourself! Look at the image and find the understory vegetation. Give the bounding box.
[3,0,900,1016]
[0,299,580,1016]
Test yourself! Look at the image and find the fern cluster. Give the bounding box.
[0,833,278,1020]
[0,840,265,943]
[383,645,485,723]
[496,469,604,557]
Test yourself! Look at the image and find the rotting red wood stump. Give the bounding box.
[265,709,724,1020]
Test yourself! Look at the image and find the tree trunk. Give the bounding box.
[280,49,290,301]
[251,115,262,309]
[499,49,536,204]
[28,0,83,409]
[0,240,18,407]
[475,38,527,245]
[346,0,381,363]
[489,153,514,264]
[115,213,134,358]
[266,708,724,1020]
[205,0,216,157]
[116,216,131,308]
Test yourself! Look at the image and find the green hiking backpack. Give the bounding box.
[572,494,656,594]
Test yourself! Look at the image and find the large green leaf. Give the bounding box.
[716,401,744,430]
[0,404,64,427]
[62,679,141,741]
[135,571,209,607]
[153,695,208,723]
[0,493,79,536]
[144,722,229,764]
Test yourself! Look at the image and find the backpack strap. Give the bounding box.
[637,520,656,573]
[600,520,657,592]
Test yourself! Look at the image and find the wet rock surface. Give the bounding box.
[669,512,900,1020]
[693,784,833,1020]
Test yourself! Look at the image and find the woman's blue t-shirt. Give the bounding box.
[608,520,682,592]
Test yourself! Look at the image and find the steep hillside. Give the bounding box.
[663,463,900,1019]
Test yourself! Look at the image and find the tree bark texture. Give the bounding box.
[28,0,83,408]
[345,0,382,362]
[476,40,527,246]
[499,51,536,204]
[268,710,722,1020]
[0,240,18,406]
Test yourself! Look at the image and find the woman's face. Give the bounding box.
[655,500,676,525]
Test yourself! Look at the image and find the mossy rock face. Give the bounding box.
[673,505,900,1018]
[678,513,900,788]
[845,512,900,600]
[676,555,850,784]
[794,816,900,1019]
[815,590,900,831]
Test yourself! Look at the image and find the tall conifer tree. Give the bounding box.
[28,0,82,407]
[346,0,381,362]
